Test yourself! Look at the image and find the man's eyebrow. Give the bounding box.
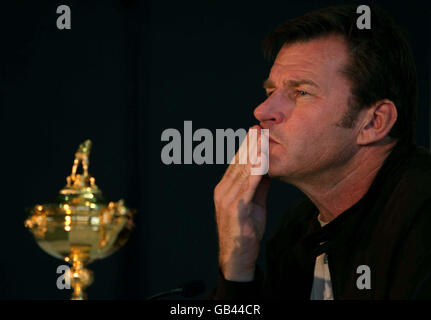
[285,79,319,88]
[262,78,319,89]
[263,79,276,89]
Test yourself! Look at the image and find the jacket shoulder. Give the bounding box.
[391,145,431,203]
[376,145,431,237]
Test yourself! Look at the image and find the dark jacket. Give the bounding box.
[211,142,431,299]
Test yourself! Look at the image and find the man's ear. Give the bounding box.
[356,99,398,145]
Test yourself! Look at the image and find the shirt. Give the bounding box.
[310,214,333,300]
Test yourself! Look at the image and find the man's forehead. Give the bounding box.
[265,61,322,88]
[275,36,347,67]
[267,36,349,87]
[276,35,348,59]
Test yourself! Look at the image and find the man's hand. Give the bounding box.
[214,125,271,282]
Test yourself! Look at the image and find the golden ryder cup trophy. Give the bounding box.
[25,140,135,300]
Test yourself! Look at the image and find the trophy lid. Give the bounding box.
[57,140,106,208]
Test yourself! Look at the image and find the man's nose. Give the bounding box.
[253,98,284,127]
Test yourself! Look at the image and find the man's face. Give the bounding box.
[254,35,361,182]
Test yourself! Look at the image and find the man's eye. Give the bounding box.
[296,90,309,97]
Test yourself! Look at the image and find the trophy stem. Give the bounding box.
[70,249,93,300]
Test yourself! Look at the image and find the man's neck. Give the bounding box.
[294,141,397,223]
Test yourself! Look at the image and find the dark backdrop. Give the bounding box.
[0,0,429,299]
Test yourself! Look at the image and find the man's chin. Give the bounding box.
[266,166,281,179]
[266,164,293,181]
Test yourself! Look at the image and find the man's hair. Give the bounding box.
[263,4,417,145]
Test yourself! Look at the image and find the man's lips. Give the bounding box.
[256,124,280,144]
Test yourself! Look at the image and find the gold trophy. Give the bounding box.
[25,140,135,300]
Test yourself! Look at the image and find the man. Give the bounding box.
[211,5,431,299]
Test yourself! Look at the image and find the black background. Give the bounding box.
[0,0,429,299]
